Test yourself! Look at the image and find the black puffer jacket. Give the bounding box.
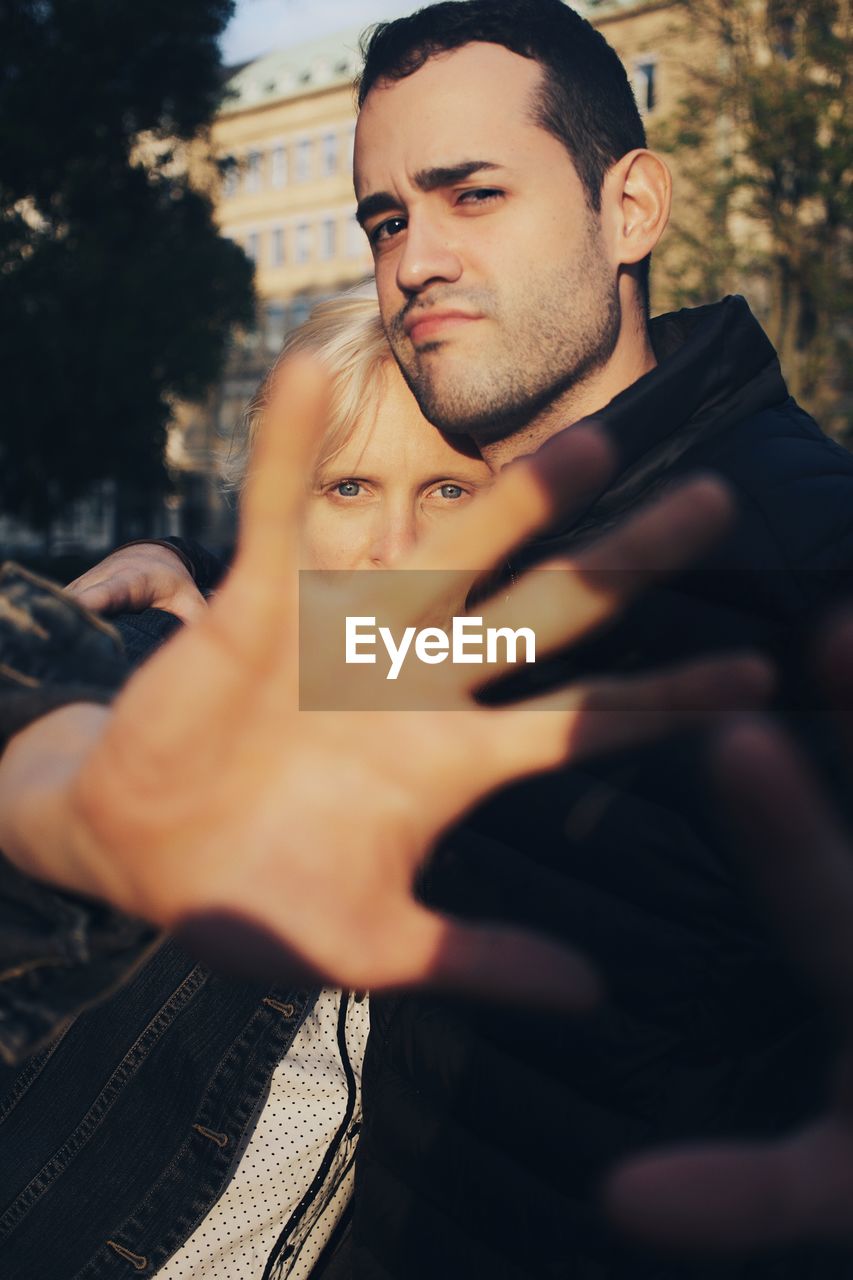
[351,298,853,1279]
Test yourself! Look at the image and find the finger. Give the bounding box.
[577,474,734,577]
[227,353,331,604]
[468,477,734,684]
[606,1144,798,1250]
[368,902,602,1009]
[403,425,614,576]
[67,578,132,615]
[604,1121,853,1249]
[475,656,773,786]
[174,899,601,1009]
[715,720,853,1035]
[370,426,614,636]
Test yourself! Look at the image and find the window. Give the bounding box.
[346,212,364,259]
[221,157,238,199]
[245,231,260,262]
[271,225,285,266]
[265,302,287,352]
[246,149,263,193]
[295,222,312,264]
[632,59,658,114]
[296,138,312,183]
[321,132,338,177]
[320,218,336,261]
[271,145,287,188]
[290,298,312,329]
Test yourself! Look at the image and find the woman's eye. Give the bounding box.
[427,482,470,504]
[334,480,362,498]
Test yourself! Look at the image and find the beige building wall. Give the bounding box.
[212,81,372,306]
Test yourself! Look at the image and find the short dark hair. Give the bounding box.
[357,0,646,216]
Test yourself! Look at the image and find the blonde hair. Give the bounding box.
[229,287,392,489]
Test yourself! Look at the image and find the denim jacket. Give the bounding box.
[0,565,320,1279]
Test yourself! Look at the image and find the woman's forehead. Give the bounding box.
[324,381,492,480]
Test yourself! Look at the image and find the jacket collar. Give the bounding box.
[517,295,788,560]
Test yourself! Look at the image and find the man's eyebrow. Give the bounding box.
[355,161,501,227]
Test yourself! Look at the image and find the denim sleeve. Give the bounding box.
[0,563,162,1064]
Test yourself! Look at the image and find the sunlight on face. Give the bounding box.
[300,359,493,569]
[354,43,618,447]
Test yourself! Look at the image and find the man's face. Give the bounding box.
[354,42,620,446]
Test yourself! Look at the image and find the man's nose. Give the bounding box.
[395,213,462,294]
[368,507,420,568]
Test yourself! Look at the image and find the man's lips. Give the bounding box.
[403,311,482,345]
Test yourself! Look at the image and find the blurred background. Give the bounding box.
[1,0,850,579]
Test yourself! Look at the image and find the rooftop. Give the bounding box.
[220,28,364,115]
[219,2,650,116]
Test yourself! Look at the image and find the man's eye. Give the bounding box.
[334,480,362,498]
[457,188,503,206]
[370,216,407,246]
[438,483,465,499]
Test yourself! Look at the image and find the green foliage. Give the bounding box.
[0,0,256,526]
[650,0,852,434]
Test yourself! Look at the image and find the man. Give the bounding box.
[335,2,853,1277]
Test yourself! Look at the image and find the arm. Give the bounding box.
[0,565,158,1063]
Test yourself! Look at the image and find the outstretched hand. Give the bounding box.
[605,621,853,1249]
[10,356,770,1004]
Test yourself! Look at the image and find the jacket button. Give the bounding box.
[107,1240,148,1271]
[263,997,295,1018]
[193,1123,230,1148]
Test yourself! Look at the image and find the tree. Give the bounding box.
[649,0,852,436]
[0,0,255,528]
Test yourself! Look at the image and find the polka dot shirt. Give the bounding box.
[158,989,369,1279]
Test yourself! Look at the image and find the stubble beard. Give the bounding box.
[387,231,621,447]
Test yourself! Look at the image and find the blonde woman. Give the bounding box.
[70,290,494,617]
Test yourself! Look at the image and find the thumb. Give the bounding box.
[155,582,208,626]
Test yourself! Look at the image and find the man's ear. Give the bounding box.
[602,149,672,265]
